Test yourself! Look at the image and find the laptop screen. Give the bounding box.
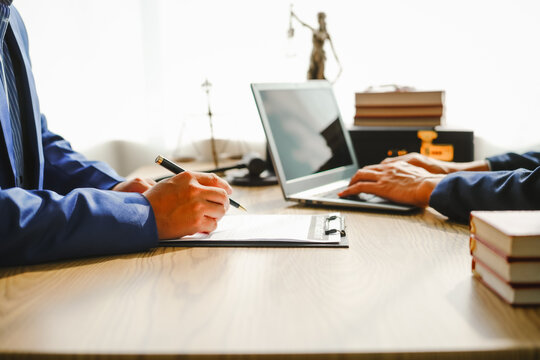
[258,87,353,181]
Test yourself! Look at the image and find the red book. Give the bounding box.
[470,234,540,283]
[470,210,540,257]
[472,258,540,306]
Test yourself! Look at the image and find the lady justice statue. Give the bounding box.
[289,7,343,83]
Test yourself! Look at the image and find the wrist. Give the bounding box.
[110,181,124,191]
[417,176,443,207]
[452,160,490,173]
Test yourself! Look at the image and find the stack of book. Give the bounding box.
[354,90,444,127]
[470,210,540,306]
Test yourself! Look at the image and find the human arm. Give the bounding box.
[382,151,540,174]
[40,115,126,193]
[381,152,489,174]
[340,156,540,223]
[0,187,158,267]
[0,114,232,265]
[0,170,233,266]
[41,115,164,195]
[429,167,540,223]
[487,151,540,171]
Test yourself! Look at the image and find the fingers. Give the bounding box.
[380,153,451,174]
[200,196,229,219]
[198,216,219,234]
[341,162,404,197]
[341,167,383,197]
[193,172,233,195]
[136,177,157,191]
[348,168,380,185]
[339,181,379,197]
[203,186,229,203]
[381,152,421,163]
[191,172,233,210]
[173,172,230,208]
[146,171,232,239]
[381,153,429,170]
[381,155,409,164]
[340,160,439,207]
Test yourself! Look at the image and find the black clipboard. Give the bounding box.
[159,213,348,248]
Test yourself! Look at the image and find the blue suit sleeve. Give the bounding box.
[429,167,540,223]
[487,151,540,171]
[41,115,124,194]
[0,187,158,266]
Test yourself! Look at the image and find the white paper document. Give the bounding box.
[161,213,345,244]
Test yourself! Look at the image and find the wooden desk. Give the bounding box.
[1,165,540,359]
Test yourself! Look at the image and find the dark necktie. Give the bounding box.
[0,4,25,187]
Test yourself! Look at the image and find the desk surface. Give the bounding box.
[1,164,540,359]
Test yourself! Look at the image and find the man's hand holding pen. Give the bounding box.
[143,171,233,239]
[112,155,243,240]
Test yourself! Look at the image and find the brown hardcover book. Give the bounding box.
[470,235,540,283]
[472,258,540,305]
[470,210,540,257]
[355,91,444,107]
[355,105,443,118]
[353,117,441,127]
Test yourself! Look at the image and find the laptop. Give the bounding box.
[251,81,415,212]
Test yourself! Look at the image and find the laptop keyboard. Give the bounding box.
[315,186,383,203]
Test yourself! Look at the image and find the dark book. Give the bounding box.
[353,117,441,127]
[355,105,443,118]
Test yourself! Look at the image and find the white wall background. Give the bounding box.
[14,0,540,175]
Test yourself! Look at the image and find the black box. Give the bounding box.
[348,127,474,167]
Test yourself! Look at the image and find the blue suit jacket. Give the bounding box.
[430,152,540,223]
[0,8,158,266]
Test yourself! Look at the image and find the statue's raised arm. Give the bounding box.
[290,10,315,32]
[289,9,342,83]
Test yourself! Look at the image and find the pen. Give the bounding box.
[155,155,247,212]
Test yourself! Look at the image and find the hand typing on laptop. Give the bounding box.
[339,152,491,208]
[340,150,540,224]
[338,159,445,208]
